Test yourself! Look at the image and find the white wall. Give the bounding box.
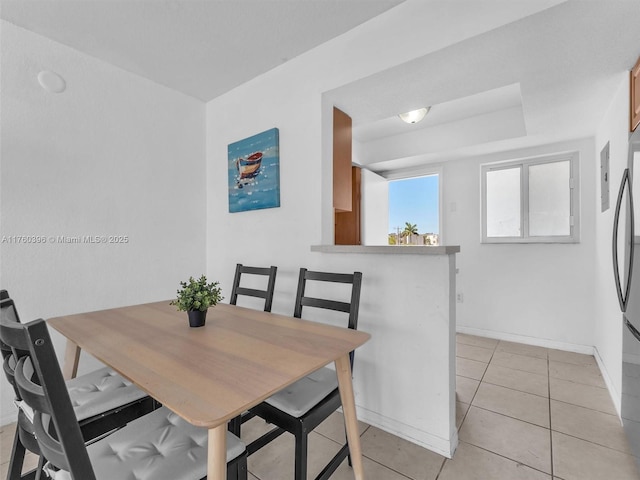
[355,136,598,351]
[203,2,595,456]
[205,2,490,304]
[0,22,206,425]
[361,169,389,245]
[445,138,597,350]
[594,74,631,413]
[204,2,476,455]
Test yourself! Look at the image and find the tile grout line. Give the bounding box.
[458,342,556,478]
[460,340,557,478]
[468,404,551,431]
[443,339,499,480]
[479,376,548,400]
[459,337,631,479]
[454,440,555,479]
[433,454,447,480]
[549,397,618,417]
[456,343,498,438]
[360,455,414,480]
[551,429,640,457]
[307,421,442,480]
[464,349,608,396]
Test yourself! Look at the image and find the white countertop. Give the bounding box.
[311,245,460,255]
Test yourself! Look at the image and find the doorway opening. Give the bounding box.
[388,174,440,246]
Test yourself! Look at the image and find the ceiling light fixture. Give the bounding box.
[399,107,430,124]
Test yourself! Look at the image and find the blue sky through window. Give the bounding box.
[388,175,439,235]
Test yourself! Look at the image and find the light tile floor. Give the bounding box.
[2,334,639,479]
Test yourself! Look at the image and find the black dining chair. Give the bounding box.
[227,264,278,435]
[229,264,278,312]
[0,290,156,480]
[244,268,363,480]
[1,315,248,480]
[1,293,46,480]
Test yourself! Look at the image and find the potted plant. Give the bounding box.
[171,275,223,327]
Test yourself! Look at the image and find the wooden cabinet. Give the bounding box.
[333,107,361,244]
[335,167,361,245]
[333,107,352,212]
[632,56,640,132]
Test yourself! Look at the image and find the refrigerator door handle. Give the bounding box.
[630,159,636,305]
[613,168,634,312]
[625,316,640,343]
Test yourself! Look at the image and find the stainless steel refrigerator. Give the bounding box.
[613,127,640,471]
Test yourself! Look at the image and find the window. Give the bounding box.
[481,153,579,243]
[388,173,440,246]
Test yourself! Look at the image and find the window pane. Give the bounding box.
[529,161,570,236]
[487,167,521,237]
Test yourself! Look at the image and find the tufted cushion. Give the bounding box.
[66,366,148,421]
[265,367,338,418]
[44,406,245,480]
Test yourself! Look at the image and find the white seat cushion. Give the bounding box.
[66,366,148,421]
[46,406,245,480]
[265,367,338,418]
[6,359,146,422]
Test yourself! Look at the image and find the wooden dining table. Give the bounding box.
[48,301,370,479]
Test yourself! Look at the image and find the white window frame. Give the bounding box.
[481,152,580,244]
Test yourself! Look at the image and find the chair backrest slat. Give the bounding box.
[16,356,72,471]
[0,308,30,352]
[1,298,21,324]
[230,264,278,312]
[234,287,268,299]
[13,356,53,415]
[31,408,68,471]
[299,297,351,313]
[302,271,355,284]
[1,294,30,402]
[3,355,21,398]
[239,266,272,276]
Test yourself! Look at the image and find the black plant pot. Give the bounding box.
[187,309,207,328]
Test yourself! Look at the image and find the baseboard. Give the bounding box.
[593,346,622,418]
[355,405,457,458]
[456,326,594,355]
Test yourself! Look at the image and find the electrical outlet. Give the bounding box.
[456,293,464,303]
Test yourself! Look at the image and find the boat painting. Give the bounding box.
[228,128,280,213]
[236,151,263,180]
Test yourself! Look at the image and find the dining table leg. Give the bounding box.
[335,354,365,479]
[208,424,227,480]
[62,340,81,380]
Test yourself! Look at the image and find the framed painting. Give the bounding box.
[228,128,280,213]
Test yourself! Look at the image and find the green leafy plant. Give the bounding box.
[170,275,223,312]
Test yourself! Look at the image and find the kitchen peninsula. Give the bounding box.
[310,244,460,457]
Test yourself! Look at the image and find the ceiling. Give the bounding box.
[0,0,404,101]
[2,0,639,175]
[326,0,640,175]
